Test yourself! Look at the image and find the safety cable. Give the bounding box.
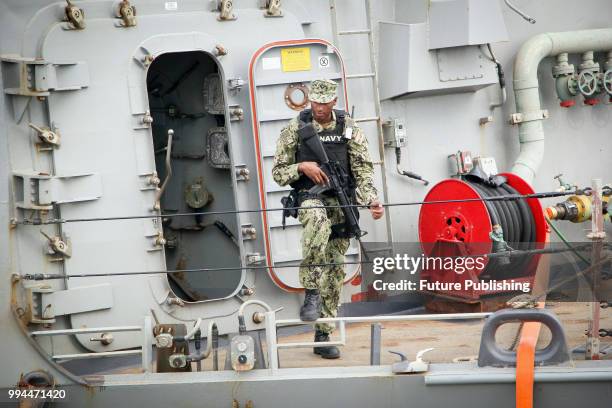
[545,217,591,264]
[16,243,605,281]
[15,190,577,226]
[503,0,536,24]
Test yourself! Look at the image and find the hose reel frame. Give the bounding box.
[418,173,547,301]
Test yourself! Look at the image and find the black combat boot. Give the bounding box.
[313,330,340,359]
[300,289,321,321]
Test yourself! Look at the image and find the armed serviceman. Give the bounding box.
[272,79,384,359]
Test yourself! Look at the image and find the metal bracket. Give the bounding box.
[12,171,102,210]
[133,110,154,130]
[1,56,89,121]
[235,164,250,182]
[509,109,549,125]
[146,231,166,252]
[213,0,237,21]
[214,44,228,57]
[26,284,113,323]
[139,172,160,191]
[228,77,245,91]
[246,253,265,265]
[261,0,283,17]
[116,0,137,28]
[132,47,155,69]
[229,105,244,121]
[90,333,114,345]
[241,224,257,240]
[26,285,56,324]
[64,0,86,30]
[40,230,72,258]
[29,123,61,146]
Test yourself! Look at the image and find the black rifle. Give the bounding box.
[296,122,366,241]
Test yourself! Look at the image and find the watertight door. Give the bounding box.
[39,22,244,350]
[249,40,360,290]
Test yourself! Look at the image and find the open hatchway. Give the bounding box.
[147,51,242,302]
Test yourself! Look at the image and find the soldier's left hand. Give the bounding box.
[369,200,384,220]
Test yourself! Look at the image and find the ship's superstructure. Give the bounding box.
[1,0,611,407]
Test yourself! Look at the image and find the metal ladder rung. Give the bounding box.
[338,29,371,35]
[346,73,376,79]
[354,116,380,123]
[329,0,394,246]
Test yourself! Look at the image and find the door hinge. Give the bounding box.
[26,283,113,324]
[12,171,102,211]
[1,55,89,121]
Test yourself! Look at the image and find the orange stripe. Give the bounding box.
[516,230,550,408]
[515,313,542,408]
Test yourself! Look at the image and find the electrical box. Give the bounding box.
[473,157,499,178]
[448,151,474,176]
[448,151,499,178]
[378,22,499,100]
[383,118,407,148]
[231,335,255,371]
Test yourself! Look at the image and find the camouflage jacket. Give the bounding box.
[272,112,378,206]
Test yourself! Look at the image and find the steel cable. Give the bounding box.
[15,191,577,226]
[17,244,603,281]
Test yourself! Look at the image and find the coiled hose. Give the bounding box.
[464,178,537,279]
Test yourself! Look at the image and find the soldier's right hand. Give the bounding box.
[298,161,329,186]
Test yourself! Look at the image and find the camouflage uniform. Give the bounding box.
[272,80,377,334]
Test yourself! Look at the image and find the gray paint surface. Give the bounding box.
[0,0,611,400]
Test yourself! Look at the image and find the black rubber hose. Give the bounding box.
[469,183,502,231]
[481,184,519,244]
[501,183,535,245]
[466,182,507,275]
[465,179,537,279]
[499,187,523,243]
[487,190,517,276]
[492,182,535,278]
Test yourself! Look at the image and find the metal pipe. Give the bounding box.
[274,313,489,353]
[275,312,491,326]
[182,318,202,341]
[511,29,612,183]
[277,340,345,349]
[185,321,219,363]
[265,310,279,372]
[484,43,507,112]
[153,129,174,210]
[238,300,274,334]
[426,366,612,385]
[142,316,153,373]
[51,350,142,360]
[238,300,274,316]
[30,326,142,336]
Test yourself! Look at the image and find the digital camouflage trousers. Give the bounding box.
[298,196,350,334]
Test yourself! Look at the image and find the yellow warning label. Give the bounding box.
[281,47,311,72]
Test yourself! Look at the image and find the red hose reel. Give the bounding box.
[418,173,547,301]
